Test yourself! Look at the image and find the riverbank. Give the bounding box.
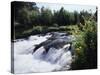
[14,25,78,40]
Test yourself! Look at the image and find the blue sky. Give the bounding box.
[36,2,96,13]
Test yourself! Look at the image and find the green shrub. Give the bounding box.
[71,20,97,69]
[71,33,87,70]
[84,20,97,68]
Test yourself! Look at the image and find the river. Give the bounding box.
[12,32,75,74]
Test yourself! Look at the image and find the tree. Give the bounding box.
[52,7,70,26]
[69,12,75,25]
[79,11,85,25]
[40,7,53,25]
[74,11,79,24]
[13,1,39,27]
[94,7,97,21]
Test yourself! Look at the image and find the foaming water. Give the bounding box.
[13,33,73,74]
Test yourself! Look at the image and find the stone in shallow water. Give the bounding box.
[33,32,75,54]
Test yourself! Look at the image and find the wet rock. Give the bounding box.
[33,32,75,54]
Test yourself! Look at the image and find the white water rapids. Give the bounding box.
[13,33,74,74]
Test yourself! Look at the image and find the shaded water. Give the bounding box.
[13,32,75,74]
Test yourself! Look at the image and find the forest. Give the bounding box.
[12,1,97,72]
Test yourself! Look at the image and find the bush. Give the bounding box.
[71,20,97,69]
[71,34,87,70]
[84,20,97,68]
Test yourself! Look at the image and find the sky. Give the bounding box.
[36,2,96,13]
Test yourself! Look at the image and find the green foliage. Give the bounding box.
[84,20,97,68]
[13,1,96,28]
[40,7,53,25]
[13,1,38,24]
[74,11,80,24]
[13,2,95,36]
[30,10,40,25]
[71,20,97,69]
[71,26,87,69]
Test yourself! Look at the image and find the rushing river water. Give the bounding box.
[12,32,75,74]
